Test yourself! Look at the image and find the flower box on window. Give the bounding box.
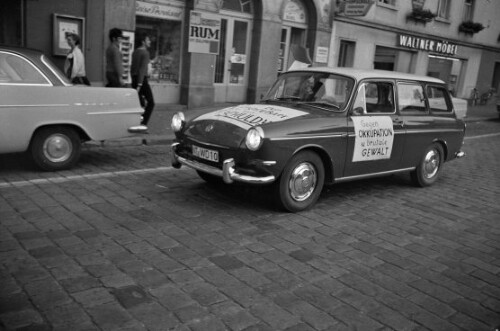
[407,8,436,23]
[458,21,485,34]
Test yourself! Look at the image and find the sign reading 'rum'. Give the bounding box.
[188,11,221,55]
[398,34,458,56]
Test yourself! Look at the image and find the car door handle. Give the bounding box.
[393,118,404,126]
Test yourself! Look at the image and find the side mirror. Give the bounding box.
[352,107,364,116]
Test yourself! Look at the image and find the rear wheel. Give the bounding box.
[275,151,324,212]
[31,127,81,171]
[411,143,444,187]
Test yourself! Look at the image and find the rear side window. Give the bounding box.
[427,85,452,112]
[0,52,50,85]
[397,83,427,113]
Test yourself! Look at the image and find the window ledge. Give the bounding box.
[376,3,398,11]
[434,17,451,24]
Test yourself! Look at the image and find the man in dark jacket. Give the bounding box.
[131,33,155,126]
[105,28,124,87]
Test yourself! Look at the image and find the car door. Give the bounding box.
[399,82,463,167]
[343,80,406,178]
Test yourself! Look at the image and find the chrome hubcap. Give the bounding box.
[423,149,440,179]
[43,134,72,162]
[289,162,317,201]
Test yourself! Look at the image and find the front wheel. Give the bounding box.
[275,151,324,212]
[30,127,81,171]
[411,143,444,187]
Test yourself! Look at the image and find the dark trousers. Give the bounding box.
[105,72,122,87]
[132,76,155,125]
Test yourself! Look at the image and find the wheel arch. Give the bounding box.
[29,124,90,148]
[292,144,334,184]
[432,139,448,161]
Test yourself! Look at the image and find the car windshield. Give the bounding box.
[41,54,71,85]
[263,71,354,111]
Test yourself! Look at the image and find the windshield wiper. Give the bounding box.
[297,101,341,111]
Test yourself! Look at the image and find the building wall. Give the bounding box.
[329,0,500,99]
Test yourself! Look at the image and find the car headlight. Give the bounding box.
[171,112,185,132]
[245,127,264,151]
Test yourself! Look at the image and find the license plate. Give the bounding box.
[192,145,219,163]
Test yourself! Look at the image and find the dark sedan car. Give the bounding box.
[171,67,466,212]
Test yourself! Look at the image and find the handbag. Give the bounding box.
[72,76,91,86]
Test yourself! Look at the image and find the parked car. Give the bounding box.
[0,46,146,171]
[171,67,466,212]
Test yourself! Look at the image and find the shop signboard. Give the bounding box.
[188,11,221,55]
[398,34,458,56]
[339,0,374,16]
[135,1,183,20]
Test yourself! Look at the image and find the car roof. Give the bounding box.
[0,45,44,58]
[288,66,445,84]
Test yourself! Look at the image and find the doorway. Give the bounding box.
[214,17,252,103]
[278,26,307,73]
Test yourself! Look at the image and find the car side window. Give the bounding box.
[353,81,395,114]
[426,85,452,112]
[397,83,427,113]
[0,52,50,85]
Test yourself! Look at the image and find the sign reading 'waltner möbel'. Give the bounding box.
[398,34,458,56]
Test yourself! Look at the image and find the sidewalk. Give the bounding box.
[91,102,498,148]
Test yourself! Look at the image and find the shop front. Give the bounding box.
[397,34,467,98]
[135,0,184,104]
[331,19,477,99]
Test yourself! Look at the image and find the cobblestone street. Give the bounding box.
[1,122,499,330]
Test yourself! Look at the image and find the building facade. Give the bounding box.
[1,0,499,105]
[331,0,500,100]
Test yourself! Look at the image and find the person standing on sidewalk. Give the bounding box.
[105,28,124,87]
[131,33,155,126]
[64,32,90,85]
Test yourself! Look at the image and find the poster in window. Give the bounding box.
[53,14,85,56]
[120,30,135,85]
[188,11,220,54]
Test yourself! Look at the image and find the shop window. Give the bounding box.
[437,0,451,19]
[427,85,451,112]
[463,0,474,21]
[222,0,253,14]
[136,17,182,84]
[338,40,355,67]
[374,46,396,71]
[377,0,396,7]
[398,83,427,113]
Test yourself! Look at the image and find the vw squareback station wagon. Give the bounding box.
[171,68,466,212]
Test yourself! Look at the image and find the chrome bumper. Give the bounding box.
[171,143,275,184]
[128,125,148,133]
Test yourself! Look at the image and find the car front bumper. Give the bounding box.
[171,143,275,184]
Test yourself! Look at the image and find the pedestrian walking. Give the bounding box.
[64,32,90,85]
[131,33,155,126]
[105,28,125,87]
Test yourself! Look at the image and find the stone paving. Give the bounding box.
[0,124,499,330]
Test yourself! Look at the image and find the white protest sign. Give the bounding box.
[195,105,307,129]
[352,116,394,162]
